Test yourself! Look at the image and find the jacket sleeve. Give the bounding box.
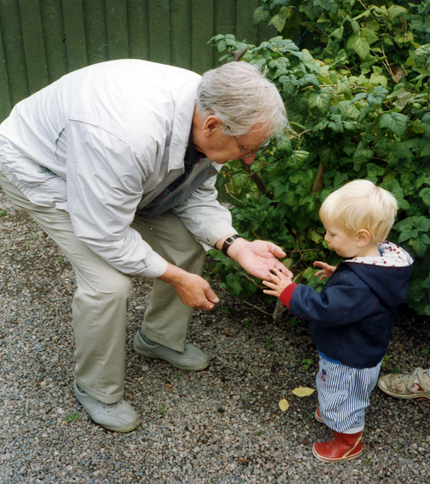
[66,121,168,278]
[173,167,236,250]
[286,272,380,328]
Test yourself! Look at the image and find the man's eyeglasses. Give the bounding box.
[233,136,271,159]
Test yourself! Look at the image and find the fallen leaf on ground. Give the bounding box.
[292,387,315,397]
[279,399,289,412]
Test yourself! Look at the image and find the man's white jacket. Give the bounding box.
[0,60,234,278]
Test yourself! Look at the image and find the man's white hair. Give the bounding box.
[196,61,287,138]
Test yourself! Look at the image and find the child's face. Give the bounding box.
[323,221,361,259]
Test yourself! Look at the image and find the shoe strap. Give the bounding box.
[407,368,427,392]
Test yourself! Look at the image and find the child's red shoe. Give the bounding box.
[315,407,323,423]
[312,431,362,462]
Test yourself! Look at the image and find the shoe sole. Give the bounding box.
[312,446,362,462]
[134,344,210,371]
[378,382,430,399]
[315,408,323,423]
[98,420,141,433]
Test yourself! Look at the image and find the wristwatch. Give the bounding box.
[221,235,243,257]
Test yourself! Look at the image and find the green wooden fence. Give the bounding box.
[0,0,274,122]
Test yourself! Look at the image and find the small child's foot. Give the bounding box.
[313,431,362,462]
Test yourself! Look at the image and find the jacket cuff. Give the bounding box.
[140,251,169,279]
[279,283,297,307]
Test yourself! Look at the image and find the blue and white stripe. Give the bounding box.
[316,356,382,433]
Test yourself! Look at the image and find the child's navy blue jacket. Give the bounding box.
[280,241,413,369]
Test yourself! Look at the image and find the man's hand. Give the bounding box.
[158,263,219,311]
[224,238,292,280]
[262,267,293,297]
[313,261,336,280]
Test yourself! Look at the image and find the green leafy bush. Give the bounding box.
[207,0,430,316]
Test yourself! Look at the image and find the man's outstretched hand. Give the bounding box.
[226,238,292,280]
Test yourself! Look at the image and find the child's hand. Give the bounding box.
[262,267,293,297]
[313,261,337,280]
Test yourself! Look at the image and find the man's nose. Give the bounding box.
[244,154,256,165]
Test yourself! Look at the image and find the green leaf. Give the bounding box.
[297,74,320,89]
[379,112,408,138]
[357,106,371,124]
[361,29,378,45]
[386,142,414,166]
[347,32,374,59]
[334,172,348,188]
[328,114,343,133]
[275,136,293,155]
[387,5,407,21]
[415,216,430,232]
[370,69,387,87]
[368,86,388,106]
[415,44,430,67]
[226,273,243,297]
[270,6,290,32]
[366,163,385,178]
[253,6,270,27]
[232,172,250,191]
[278,75,299,96]
[353,148,374,164]
[308,88,333,114]
[419,187,430,207]
[331,26,344,40]
[409,234,430,258]
[284,151,310,169]
[216,39,227,54]
[398,229,418,244]
[394,89,414,110]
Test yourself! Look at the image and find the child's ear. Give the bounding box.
[356,229,372,247]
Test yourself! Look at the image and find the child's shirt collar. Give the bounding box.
[345,241,413,268]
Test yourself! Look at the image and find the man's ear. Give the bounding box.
[202,115,222,137]
[357,229,372,247]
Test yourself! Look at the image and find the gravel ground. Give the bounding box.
[1,189,430,484]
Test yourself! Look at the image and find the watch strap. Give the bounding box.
[221,235,243,257]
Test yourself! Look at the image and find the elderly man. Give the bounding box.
[0,59,289,432]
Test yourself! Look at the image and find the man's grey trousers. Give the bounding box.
[0,171,206,403]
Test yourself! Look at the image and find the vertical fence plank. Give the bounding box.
[0,20,11,121]
[83,0,109,65]
[18,0,49,94]
[214,0,237,38]
[191,0,214,74]
[236,0,259,44]
[256,0,276,44]
[0,0,29,106]
[62,0,88,72]
[40,0,68,83]
[148,0,170,65]
[170,0,192,70]
[105,0,129,60]
[127,0,150,60]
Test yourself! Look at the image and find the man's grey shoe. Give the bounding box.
[74,381,141,432]
[133,329,209,371]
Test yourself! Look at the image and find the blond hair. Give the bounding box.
[319,180,398,243]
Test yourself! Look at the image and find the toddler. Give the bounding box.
[263,180,413,462]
